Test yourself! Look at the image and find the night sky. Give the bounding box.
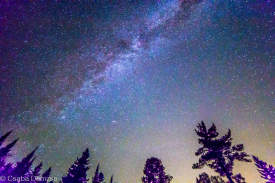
[0,0,274,183]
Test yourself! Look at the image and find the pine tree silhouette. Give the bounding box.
[40,167,52,183]
[11,146,38,177]
[0,130,13,146]
[28,162,43,183]
[142,157,173,183]
[0,131,52,183]
[196,172,226,183]
[33,162,43,177]
[62,148,90,183]
[231,174,246,183]
[92,163,104,183]
[192,121,251,183]
[196,172,211,183]
[0,130,18,176]
[210,175,226,183]
[253,156,275,183]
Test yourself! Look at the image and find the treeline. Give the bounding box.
[0,121,274,183]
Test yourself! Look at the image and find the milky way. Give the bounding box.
[0,1,274,183]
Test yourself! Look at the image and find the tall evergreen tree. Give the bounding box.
[11,146,38,177]
[0,130,18,176]
[40,167,52,183]
[33,162,43,177]
[0,130,13,147]
[29,162,43,183]
[0,131,52,183]
[92,163,104,183]
[142,157,172,183]
[62,148,90,183]
[253,156,275,183]
[0,138,18,159]
[192,121,251,183]
[0,139,18,175]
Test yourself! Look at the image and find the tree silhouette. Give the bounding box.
[0,130,114,183]
[33,162,43,177]
[192,121,251,183]
[40,167,52,183]
[231,174,246,183]
[0,130,53,183]
[210,175,226,183]
[11,146,38,178]
[196,172,211,183]
[62,148,90,183]
[28,162,43,183]
[0,130,18,176]
[196,172,226,183]
[253,156,275,183]
[142,157,172,183]
[92,163,104,183]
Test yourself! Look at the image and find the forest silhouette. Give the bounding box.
[0,121,274,183]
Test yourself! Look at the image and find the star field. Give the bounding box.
[0,1,274,183]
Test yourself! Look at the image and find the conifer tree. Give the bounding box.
[92,163,104,183]
[62,148,90,183]
[231,174,246,183]
[0,131,52,183]
[193,121,251,183]
[210,175,226,183]
[142,157,172,183]
[0,130,13,147]
[40,167,52,183]
[11,146,38,177]
[0,138,18,159]
[28,162,43,183]
[33,162,43,177]
[253,156,275,183]
[0,130,18,176]
[196,172,211,183]
[196,172,226,183]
